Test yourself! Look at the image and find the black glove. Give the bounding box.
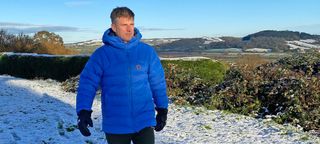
[154,108,168,132]
[77,110,93,136]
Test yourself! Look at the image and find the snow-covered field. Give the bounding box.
[0,75,319,144]
[287,40,320,50]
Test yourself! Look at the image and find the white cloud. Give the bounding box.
[0,22,101,43]
[0,22,80,34]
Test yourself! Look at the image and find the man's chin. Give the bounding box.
[124,38,133,42]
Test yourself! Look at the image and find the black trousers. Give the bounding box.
[105,127,155,144]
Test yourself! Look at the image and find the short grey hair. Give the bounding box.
[110,7,135,23]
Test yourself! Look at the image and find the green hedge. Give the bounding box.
[208,52,320,131]
[0,53,89,81]
[161,59,226,85]
[161,59,227,105]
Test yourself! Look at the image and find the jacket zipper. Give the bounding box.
[126,48,134,132]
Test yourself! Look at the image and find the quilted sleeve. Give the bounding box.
[76,48,105,113]
[148,48,169,109]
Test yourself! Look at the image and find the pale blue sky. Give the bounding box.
[1,0,320,43]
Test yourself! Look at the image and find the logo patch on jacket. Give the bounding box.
[136,64,142,70]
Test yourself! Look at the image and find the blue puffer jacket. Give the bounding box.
[76,28,168,134]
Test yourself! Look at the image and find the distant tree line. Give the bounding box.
[206,37,243,49]
[156,30,320,53]
[242,37,289,52]
[242,30,320,52]
[0,29,77,55]
[242,30,320,41]
[156,36,289,52]
[155,38,206,52]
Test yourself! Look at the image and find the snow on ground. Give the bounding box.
[287,40,320,50]
[0,75,319,144]
[1,52,89,57]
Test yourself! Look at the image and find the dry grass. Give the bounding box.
[234,54,270,71]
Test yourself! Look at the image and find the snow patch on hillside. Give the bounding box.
[202,36,224,44]
[287,40,320,50]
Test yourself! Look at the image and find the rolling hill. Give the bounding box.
[65,30,320,54]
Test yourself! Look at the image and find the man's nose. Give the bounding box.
[127,26,133,32]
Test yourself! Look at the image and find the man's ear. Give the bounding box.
[111,23,116,33]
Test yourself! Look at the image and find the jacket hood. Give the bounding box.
[102,28,142,49]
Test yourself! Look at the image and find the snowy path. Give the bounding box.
[0,75,319,144]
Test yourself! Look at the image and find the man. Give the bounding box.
[76,7,169,144]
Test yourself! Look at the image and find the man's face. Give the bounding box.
[111,16,134,43]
